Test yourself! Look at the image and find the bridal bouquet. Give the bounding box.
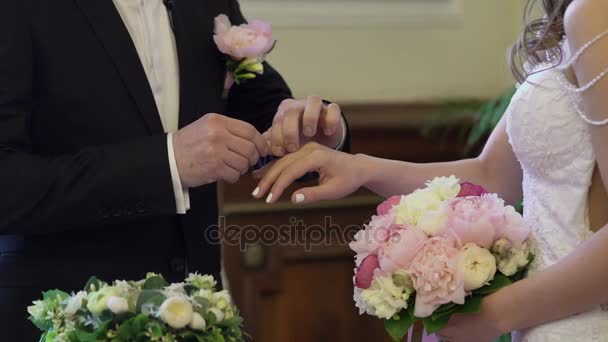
[28,273,243,342]
[351,176,533,341]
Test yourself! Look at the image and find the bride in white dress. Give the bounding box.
[251,0,608,340]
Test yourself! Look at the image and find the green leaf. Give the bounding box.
[495,333,512,342]
[474,274,512,295]
[43,290,70,302]
[423,314,451,334]
[136,290,166,312]
[142,276,168,290]
[457,295,482,314]
[184,285,199,296]
[384,309,414,342]
[84,276,105,292]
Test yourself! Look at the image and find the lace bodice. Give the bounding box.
[505,66,608,341]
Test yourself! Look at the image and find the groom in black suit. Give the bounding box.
[0,0,349,339]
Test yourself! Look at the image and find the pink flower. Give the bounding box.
[457,182,488,197]
[213,15,275,60]
[355,254,380,289]
[350,213,396,257]
[494,206,530,245]
[377,196,402,216]
[378,226,428,273]
[410,235,465,318]
[444,194,505,249]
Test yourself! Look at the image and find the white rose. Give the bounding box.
[189,312,207,331]
[497,243,531,276]
[107,296,129,314]
[425,176,461,201]
[65,291,87,316]
[87,286,119,315]
[209,307,225,323]
[354,271,413,320]
[159,297,194,329]
[457,243,497,291]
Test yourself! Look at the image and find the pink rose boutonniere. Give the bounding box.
[213,14,276,96]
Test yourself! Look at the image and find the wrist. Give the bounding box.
[352,153,376,189]
[483,292,512,335]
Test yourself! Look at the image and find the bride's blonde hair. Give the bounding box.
[510,0,574,82]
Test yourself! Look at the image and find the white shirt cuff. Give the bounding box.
[334,117,347,151]
[167,133,190,214]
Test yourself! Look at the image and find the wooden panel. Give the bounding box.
[220,103,471,341]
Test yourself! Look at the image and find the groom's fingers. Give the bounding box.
[271,115,286,156]
[302,96,322,137]
[225,118,268,157]
[320,103,341,136]
[282,108,301,153]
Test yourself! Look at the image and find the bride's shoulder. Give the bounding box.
[564,0,608,42]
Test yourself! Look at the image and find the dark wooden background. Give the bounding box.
[220,104,471,342]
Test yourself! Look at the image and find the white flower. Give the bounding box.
[354,271,413,320]
[187,273,217,290]
[107,296,129,314]
[189,312,207,331]
[27,300,45,321]
[425,176,461,201]
[457,243,497,291]
[208,307,225,323]
[163,282,187,297]
[392,188,447,235]
[492,238,512,256]
[496,242,531,276]
[212,290,232,310]
[114,280,133,296]
[159,296,194,329]
[87,286,119,315]
[417,203,449,236]
[64,291,87,316]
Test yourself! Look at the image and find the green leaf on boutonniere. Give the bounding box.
[474,274,512,295]
[384,309,414,342]
[423,314,451,334]
[142,276,168,290]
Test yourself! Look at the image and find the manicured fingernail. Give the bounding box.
[266,193,273,203]
[304,127,314,136]
[252,187,260,197]
[295,194,305,203]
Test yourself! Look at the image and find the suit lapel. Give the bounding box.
[74,0,164,134]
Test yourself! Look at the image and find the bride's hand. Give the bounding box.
[436,299,504,342]
[252,142,364,204]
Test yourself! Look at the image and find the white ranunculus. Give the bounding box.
[209,307,225,323]
[65,291,87,316]
[457,243,497,291]
[189,312,207,331]
[354,271,414,320]
[27,300,45,321]
[160,296,194,329]
[107,296,129,314]
[492,238,513,256]
[497,243,531,276]
[87,286,119,315]
[392,188,444,227]
[425,176,461,201]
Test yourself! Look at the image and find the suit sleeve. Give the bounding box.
[0,0,177,234]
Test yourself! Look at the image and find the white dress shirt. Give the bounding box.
[113,0,190,214]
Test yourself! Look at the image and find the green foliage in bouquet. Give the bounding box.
[383,252,533,342]
[28,273,243,342]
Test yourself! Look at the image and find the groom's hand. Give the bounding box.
[266,96,344,157]
[173,113,269,187]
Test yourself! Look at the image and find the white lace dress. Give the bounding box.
[505,61,608,341]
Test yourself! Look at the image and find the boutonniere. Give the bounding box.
[213,14,276,98]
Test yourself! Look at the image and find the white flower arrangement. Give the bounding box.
[28,273,243,342]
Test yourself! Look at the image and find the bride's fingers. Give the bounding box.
[265,158,322,203]
[291,179,340,205]
[253,151,306,200]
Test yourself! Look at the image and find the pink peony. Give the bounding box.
[410,235,465,318]
[378,226,428,273]
[213,15,275,60]
[494,206,530,245]
[457,182,488,197]
[355,254,380,289]
[377,196,402,216]
[443,194,505,249]
[350,213,396,257]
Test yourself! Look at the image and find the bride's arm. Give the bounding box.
[254,113,523,206]
[360,117,522,204]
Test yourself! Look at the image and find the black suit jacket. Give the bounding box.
[0,0,358,294]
